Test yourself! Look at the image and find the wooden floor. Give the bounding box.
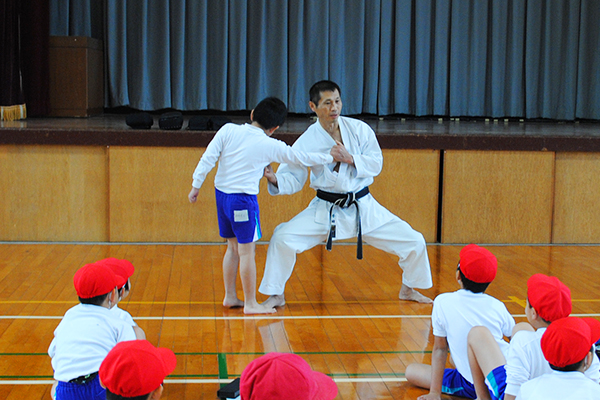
[0,243,599,399]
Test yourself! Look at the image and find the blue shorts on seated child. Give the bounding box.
[215,188,261,243]
[442,366,506,400]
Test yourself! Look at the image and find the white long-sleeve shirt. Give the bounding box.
[192,123,333,195]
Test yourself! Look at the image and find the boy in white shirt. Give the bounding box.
[188,97,341,314]
[48,263,137,400]
[405,244,515,400]
[516,316,600,400]
[98,257,146,339]
[466,273,599,400]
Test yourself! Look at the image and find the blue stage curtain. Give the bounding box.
[50,0,600,120]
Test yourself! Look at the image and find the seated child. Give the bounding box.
[240,352,338,400]
[466,273,599,400]
[188,96,340,314]
[99,340,177,400]
[97,257,146,339]
[405,244,515,400]
[48,263,137,400]
[516,317,600,399]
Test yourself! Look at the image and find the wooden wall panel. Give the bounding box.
[553,152,600,243]
[441,150,554,244]
[0,145,108,241]
[370,149,439,243]
[108,147,217,242]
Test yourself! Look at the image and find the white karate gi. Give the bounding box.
[259,116,433,295]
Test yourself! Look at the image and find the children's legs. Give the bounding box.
[237,242,275,314]
[467,326,506,400]
[223,238,243,307]
[405,363,432,389]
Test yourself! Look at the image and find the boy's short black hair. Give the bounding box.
[309,80,341,106]
[458,266,490,293]
[79,292,110,306]
[252,97,287,130]
[118,280,130,298]
[549,348,592,372]
[106,389,150,400]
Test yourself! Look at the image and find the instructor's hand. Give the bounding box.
[263,164,278,187]
[331,141,354,165]
[188,187,200,203]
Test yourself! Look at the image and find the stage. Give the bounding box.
[2,113,600,151]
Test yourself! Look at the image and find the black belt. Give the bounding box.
[69,371,98,385]
[316,187,369,259]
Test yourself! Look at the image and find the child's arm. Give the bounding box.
[418,335,448,400]
[189,128,226,200]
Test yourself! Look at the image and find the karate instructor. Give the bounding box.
[260,80,433,307]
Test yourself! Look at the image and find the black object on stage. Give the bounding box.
[209,116,232,130]
[187,115,210,130]
[125,112,154,129]
[158,111,184,130]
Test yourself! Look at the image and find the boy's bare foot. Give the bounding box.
[399,285,433,304]
[244,303,277,315]
[223,297,244,308]
[262,294,286,308]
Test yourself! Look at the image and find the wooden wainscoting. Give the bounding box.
[0,145,108,241]
[553,152,600,243]
[441,150,555,243]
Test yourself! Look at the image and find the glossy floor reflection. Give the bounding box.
[0,243,599,399]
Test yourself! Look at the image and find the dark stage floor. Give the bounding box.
[2,113,600,151]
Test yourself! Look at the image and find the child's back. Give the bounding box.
[406,244,515,400]
[433,288,514,382]
[48,263,137,400]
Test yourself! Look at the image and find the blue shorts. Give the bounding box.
[215,188,261,243]
[442,369,477,398]
[485,365,507,400]
[442,367,506,400]
[56,374,105,400]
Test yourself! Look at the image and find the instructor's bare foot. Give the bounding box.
[244,303,277,315]
[262,294,286,308]
[223,296,244,308]
[399,285,433,304]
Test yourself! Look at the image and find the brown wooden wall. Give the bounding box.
[0,144,598,244]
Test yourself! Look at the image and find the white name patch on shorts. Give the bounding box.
[234,209,249,222]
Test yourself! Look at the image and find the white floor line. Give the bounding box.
[0,314,534,320]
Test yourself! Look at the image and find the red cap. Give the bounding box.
[97,258,135,288]
[240,353,338,400]
[541,317,600,367]
[527,274,571,322]
[73,263,118,299]
[99,340,177,397]
[459,244,497,283]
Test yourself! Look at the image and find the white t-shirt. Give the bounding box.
[48,304,137,382]
[110,305,137,327]
[505,328,600,396]
[432,289,515,383]
[192,123,333,194]
[516,370,600,400]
